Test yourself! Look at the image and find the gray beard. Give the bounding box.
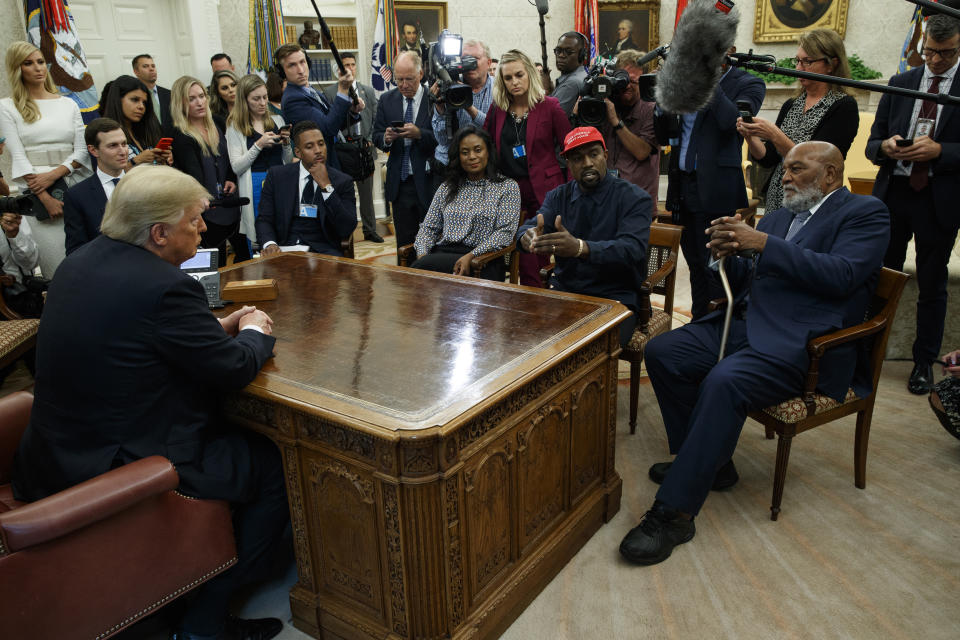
[782,182,824,213]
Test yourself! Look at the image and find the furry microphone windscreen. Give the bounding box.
[655,0,740,114]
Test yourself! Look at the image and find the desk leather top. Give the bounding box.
[219,254,629,433]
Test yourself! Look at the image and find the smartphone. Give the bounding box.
[279,124,291,134]
[155,137,173,151]
[736,100,753,123]
[390,120,405,129]
[895,138,914,147]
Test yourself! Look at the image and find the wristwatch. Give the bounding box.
[322,184,334,194]
[614,120,625,131]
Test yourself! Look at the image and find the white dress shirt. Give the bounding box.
[260,163,334,250]
[98,168,125,201]
[894,59,958,176]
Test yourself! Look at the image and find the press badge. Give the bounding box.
[512,144,527,159]
[299,204,318,218]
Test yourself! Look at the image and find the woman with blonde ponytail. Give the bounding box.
[0,41,91,278]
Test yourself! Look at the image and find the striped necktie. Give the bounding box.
[785,210,812,241]
[400,97,414,181]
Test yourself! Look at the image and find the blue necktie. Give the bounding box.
[110,178,120,186]
[305,86,329,111]
[784,210,812,242]
[302,177,315,204]
[400,97,414,181]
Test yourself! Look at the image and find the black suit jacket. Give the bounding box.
[668,67,766,212]
[12,236,275,502]
[371,87,438,208]
[63,174,108,255]
[169,128,239,226]
[254,162,357,255]
[866,66,960,230]
[156,85,172,127]
[281,83,357,170]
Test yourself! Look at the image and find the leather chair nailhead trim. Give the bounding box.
[92,556,238,639]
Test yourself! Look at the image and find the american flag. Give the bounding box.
[371,0,398,93]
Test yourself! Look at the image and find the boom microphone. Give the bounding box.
[655,0,740,114]
[636,44,669,68]
[535,0,549,16]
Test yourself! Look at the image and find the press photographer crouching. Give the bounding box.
[0,196,41,318]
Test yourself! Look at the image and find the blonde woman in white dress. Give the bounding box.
[0,41,90,278]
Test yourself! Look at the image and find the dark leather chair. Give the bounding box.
[0,391,238,639]
[748,268,910,520]
[621,223,682,433]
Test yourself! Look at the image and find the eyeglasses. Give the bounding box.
[922,46,960,59]
[553,47,578,57]
[792,57,827,68]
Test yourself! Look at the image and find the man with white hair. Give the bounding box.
[619,142,889,566]
[431,38,496,170]
[12,165,287,640]
[372,50,438,251]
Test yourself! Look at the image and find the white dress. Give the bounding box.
[0,96,91,279]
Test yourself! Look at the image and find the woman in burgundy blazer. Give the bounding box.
[485,49,571,286]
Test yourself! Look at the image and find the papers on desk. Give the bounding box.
[280,245,311,252]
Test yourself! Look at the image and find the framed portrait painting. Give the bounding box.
[754,0,849,43]
[597,1,661,59]
[394,2,448,50]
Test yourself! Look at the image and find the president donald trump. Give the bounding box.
[12,165,289,640]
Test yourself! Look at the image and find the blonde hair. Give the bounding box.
[493,49,545,112]
[170,75,220,156]
[227,74,276,137]
[5,41,58,123]
[101,165,210,247]
[796,28,852,96]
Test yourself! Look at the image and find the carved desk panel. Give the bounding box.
[220,254,629,640]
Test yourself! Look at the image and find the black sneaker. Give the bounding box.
[619,502,696,565]
[908,362,934,395]
[648,460,739,491]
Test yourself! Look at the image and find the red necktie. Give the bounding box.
[909,75,942,191]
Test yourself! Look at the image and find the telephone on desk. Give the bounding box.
[180,248,230,308]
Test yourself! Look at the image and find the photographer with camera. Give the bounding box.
[577,50,659,201]
[0,208,40,318]
[430,39,495,174]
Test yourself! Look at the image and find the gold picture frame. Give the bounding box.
[754,0,849,43]
[598,1,661,57]
[394,2,448,48]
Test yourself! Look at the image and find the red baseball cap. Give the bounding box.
[562,126,606,155]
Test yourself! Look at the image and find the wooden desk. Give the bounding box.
[848,169,878,196]
[219,254,630,640]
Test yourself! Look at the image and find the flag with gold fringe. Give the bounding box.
[249,0,285,74]
[574,0,600,64]
[23,0,99,123]
[372,0,398,93]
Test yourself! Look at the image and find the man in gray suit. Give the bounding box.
[324,52,382,242]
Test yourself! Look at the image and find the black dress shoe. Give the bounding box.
[619,502,696,566]
[648,460,739,490]
[908,362,934,395]
[364,231,385,243]
[224,616,283,640]
[172,617,283,640]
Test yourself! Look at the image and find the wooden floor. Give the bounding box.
[9,233,959,639]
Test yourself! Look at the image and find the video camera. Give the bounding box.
[426,30,477,109]
[577,60,631,126]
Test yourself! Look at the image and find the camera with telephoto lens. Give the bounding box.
[577,60,631,126]
[0,195,31,215]
[426,30,477,109]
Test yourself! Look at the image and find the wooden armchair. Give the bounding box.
[397,210,527,283]
[0,391,238,639]
[0,276,40,374]
[622,223,682,433]
[747,267,909,520]
[341,233,355,259]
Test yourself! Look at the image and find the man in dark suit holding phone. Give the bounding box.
[867,14,960,394]
[661,54,765,319]
[372,50,438,252]
[256,120,357,256]
[64,118,128,254]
